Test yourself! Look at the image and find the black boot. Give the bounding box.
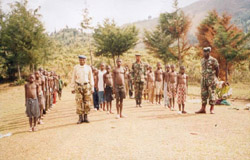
[77,115,83,124]
[83,114,89,123]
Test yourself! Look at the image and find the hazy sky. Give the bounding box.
[2,0,199,32]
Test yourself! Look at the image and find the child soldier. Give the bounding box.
[92,68,99,111]
[168,64,177,110]
[25,74,40,132]
[176,66,188,114]
[103,65,114,114]
[113,58,126,119]
[58,75,63,100]
[147,66,155,104]
[154,62,164,105]
[34,71,45,124]
[163,65,170,108]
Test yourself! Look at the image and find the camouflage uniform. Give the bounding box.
[201,56,219,105]
[75,83,91,115]
[132,62,147,104]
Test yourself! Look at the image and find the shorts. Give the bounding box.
[98,91,105,104]
[115,85,126,100]
[155,81,163,95]
[104,86,114,102]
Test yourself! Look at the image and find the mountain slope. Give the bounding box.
[129,0,250,37]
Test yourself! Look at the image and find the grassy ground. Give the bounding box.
[0,83,249,160]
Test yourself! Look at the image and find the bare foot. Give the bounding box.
[29,127,33,132]
[33,127,38,132]
[182,111,187,114]
[110,111,114,114]
[116,115,120,119]
[120,115,127,118]
[210,110,215,114]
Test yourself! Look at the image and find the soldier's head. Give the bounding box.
[170,64,175,71]
[29,74,35,83]
[165,65,170,72]
[100,62,105,71]
[78,55,86,66]
[180,66,185,74]
[157,62,162,69]
[203,47,211,59]
[106,65,111,73]
[116,58,122,67]
[135,53,141,62]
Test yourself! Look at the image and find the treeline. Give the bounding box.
[0,1,53,80]
[0,0,249,83]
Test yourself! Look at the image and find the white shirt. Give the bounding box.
[98,70,106,92]
[71,64,94,92]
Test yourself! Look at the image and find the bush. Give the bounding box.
[13,79,26,86]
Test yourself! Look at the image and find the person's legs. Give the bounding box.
[33,117,38,131]
[29,117,32,131]
[209,83,216,114]
[196,79,208,114]
[182,104,187,114]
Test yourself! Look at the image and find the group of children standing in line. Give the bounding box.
[24,69,63,131]
[91,62,188,115]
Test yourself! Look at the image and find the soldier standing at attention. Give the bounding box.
[71,55,94,124]
[132,53,146,108]
[196,47,219,114]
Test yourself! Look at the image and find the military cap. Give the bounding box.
[78,55,87,59]
[135,53,141,56]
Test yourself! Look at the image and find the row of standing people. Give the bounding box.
[24,69,64,131]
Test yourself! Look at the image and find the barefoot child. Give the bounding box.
[176,66,188,114]
[34,71,45,124]
[113,59,126,119]
[154,62,163,105]
[25,74,40,132]
[163,65,170,108]
[147,66,155,104]
[93,68,100,111]
[103,65,114,114]
[168,65,177,110]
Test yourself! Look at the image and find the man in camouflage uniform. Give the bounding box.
[196,47,219,114]
[71,55,94,124]
[131,53,147,107]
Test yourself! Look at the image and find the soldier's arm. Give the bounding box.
[131,64,135,81]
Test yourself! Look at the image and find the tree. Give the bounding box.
[93,19,138,66]
[144,0,191,66]
[144,27,176,64]
[213,14,250,81]
[197,10,250,81]
[1,0,49,79]
[159,0,191,66]
[81,7,94,65]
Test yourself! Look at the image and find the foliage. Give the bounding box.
[197,10,250,81]
[0,0,50,80]
[13,78,25,86]
[93,19,139,66]
[144,0,191,66]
